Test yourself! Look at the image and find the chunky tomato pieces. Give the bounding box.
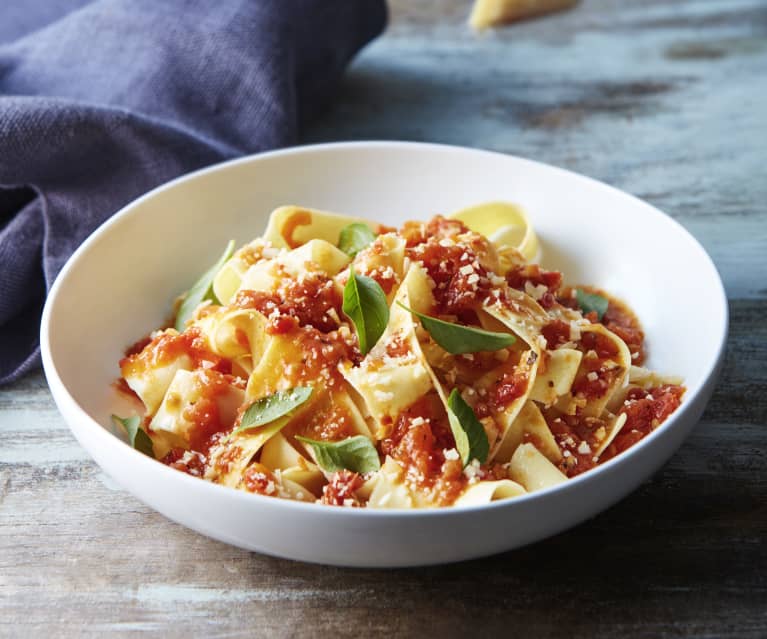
[321,470,364,506]
[380,395,467,505]
[558,286,646,365]
[505,264,563,309]
[243,463,278,495]
[602,385,684,461]
[233,274,341,334]
[601,304,645,365]
[541,320,572,349]
[491,370,529,410]
[408,238,490,319]
[162,448,206,477]
[121,327,231,375]
[399,215,470,247]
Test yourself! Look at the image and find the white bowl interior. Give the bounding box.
[41,142,727,566]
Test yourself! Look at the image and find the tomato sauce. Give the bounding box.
[559,286,646,365]
[321,470,364,506]
[571,356,620,400]
[544,383,684,476]
[126,212,681,503]
[380,394,466,504]
[243,463,277,495]
[379,394,506,505]
[291,401,356,442]
[601,385,684,462]
[399,215,470,247]
[232,324,358,391]
[580,329,619,359]
[180,369,239,453]
[280,209,312,249]
[142,365,246,478]
[120,327,231,377]
[541,320,572,349]
[544,410,607,477]
[505,264,563,309]
[233,273,342,334]
[490,369,529,410]
[385,334,411,359]
[161,448,206,477]
[407,237,490,318]
[366,266,399,295]
[355,239,400,294]
[601,303,645,365]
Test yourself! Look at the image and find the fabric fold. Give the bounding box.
[0,0,387,384]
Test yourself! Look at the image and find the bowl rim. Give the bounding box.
[40,140,729,518]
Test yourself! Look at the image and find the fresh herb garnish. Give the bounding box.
[338,223,377,258]
[296,435,381,474]
[576,288,609,321]
[233,387,313,435]
[397,302,515,354]
[446,389,489,467]
[111,414,154,458]
[175,239,236,331]
[342,266,389,356]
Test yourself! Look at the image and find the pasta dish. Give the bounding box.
[115,204,684,508]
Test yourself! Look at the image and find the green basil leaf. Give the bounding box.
[342,266,389,356]
[576,288,609,321]
[111,414,154,458]
[446,389,489,466]
[233,387,313,434]
[175,239,236,331]
[338,223,377,258]
[295,435,381,474]
[397,302,515,354]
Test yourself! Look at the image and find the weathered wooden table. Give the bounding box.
[2,1,765,636]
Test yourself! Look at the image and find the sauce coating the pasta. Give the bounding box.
[603,385,684,461]
[116,209,684,509]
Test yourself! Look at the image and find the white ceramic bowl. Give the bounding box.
[41,142,727,567]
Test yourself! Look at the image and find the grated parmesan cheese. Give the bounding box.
[569,321,582,342]
[463,459,482,482]
[443,448,460,461]
[524,281,549,300]
[577,441,591,455]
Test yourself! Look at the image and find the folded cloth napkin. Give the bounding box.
[0,0,386,385]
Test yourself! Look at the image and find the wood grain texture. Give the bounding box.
[2,1,765,637]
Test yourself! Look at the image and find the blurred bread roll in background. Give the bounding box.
[470,0,577,29]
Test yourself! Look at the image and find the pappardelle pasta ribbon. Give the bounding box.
[114,204,684,508]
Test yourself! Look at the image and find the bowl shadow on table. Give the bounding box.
[245,317,762,630]
[235,413,763,634]
[259,490,761,637]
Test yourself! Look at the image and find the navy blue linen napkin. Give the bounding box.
[0,0,386,385]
